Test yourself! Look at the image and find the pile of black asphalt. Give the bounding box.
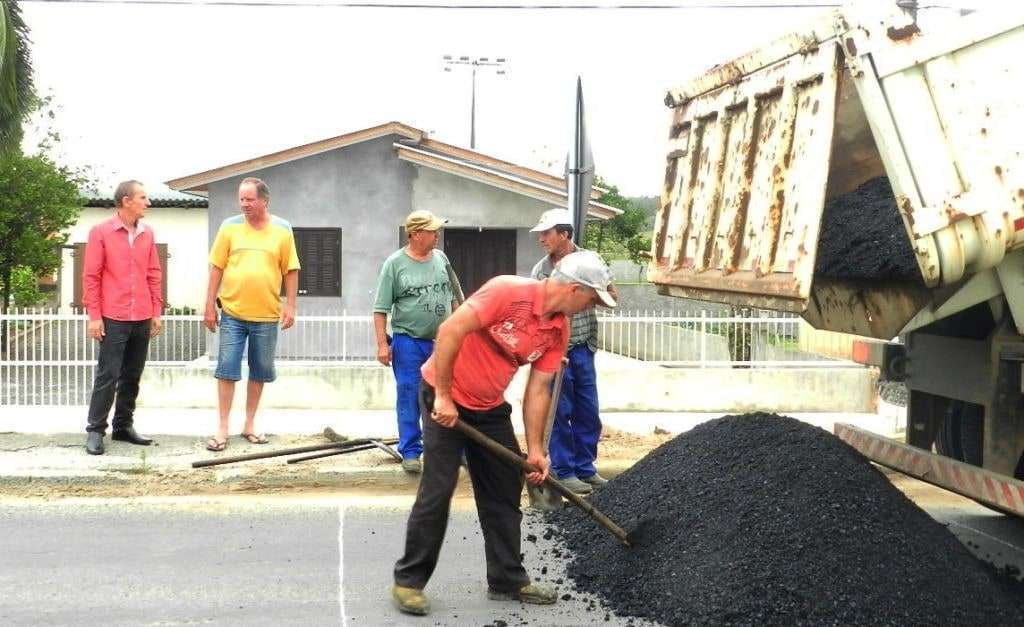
[547,412,1024,626]
[814,176,921,281]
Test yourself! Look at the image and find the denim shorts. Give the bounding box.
[215,312,279,383]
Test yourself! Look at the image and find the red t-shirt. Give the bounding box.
[421,275,569,411]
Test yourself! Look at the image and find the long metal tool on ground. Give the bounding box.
[286,442,379,464]
[192,437,399,468]
[288,439,403,464]
[454,419,631,547]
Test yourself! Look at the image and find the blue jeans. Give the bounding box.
[550,344,602,480]
[215,312,279,383]
[391,333,434,460]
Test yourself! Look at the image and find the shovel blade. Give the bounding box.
[527,483,564,511]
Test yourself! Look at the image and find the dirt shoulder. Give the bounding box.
[0,427,670,500]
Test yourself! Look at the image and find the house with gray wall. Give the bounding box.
[166,121,619,358]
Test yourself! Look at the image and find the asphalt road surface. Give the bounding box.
[0,493,646,626]
[1,477,1022,626]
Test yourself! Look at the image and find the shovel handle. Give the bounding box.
[453,420,631,547]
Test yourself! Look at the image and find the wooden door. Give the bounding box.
[443,228,517,298]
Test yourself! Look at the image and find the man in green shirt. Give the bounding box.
[373,210,455,473]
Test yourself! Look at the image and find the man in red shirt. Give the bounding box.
[392,250,616,616]
[82,180,163,455]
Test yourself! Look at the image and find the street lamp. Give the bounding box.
[443,55,508,150]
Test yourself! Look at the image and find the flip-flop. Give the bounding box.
[240,432,269,445]
[206,437,228,452]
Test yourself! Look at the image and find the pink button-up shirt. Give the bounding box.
[82,214,163,322]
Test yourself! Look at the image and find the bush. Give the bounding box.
[10,266,45,307]
[165,306,197,315]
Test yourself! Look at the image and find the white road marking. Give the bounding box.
[339,505,348,626]
[946,518,1024,555]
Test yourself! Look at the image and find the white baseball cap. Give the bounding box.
[551,250,617,308]
[530,208,574,233]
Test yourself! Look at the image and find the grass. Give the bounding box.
[121,449,155,475]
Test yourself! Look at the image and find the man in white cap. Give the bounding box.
[373,210,457,474]
[529,208,615,494]
[391,250,615,616]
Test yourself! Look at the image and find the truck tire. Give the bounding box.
[935,404,964,461]
[941,400,1003,514]
[956,401,984,467]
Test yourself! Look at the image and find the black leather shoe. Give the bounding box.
[86,432,105,455]
[111,427,153,446]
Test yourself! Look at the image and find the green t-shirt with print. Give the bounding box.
[372,248,453,340]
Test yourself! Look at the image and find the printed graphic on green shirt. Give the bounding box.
[373,249,454,340]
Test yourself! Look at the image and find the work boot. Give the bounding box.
[111,426,153,446]
[401,457,422,474]
[392,584,430,616]
[580,472,608,486]
[487,583,558,605]
[85,432,105,456]
[558,476,593,495]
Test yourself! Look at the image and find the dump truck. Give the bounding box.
[648,2,1024,514]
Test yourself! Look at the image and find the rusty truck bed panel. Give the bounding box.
[650,43,840,313]
[650,6,1024,336]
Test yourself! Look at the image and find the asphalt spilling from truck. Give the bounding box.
[815,176,921,281]
[546,412,1024,626]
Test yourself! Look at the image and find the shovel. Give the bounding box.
[453,419,631,547]
[526,357,568,511]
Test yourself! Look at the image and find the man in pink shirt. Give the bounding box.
[82,180,163,455]
[392,250,616,616]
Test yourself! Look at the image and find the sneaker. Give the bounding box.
[401,457,422,474]
[487,583,558,605]
[580,472,608,486]
[557,476,593,494]
[392,585,430,615]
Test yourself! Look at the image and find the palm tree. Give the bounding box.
[0,0,34,153]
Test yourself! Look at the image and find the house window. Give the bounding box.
[293,227,342,297]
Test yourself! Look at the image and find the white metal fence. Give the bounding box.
[0,308,856,406]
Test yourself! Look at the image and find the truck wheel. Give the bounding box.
[956,401,984,467]
[935,403,964,461]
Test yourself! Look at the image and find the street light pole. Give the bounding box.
[443,55,508,150]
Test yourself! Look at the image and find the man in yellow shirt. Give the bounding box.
[203,177,300,451]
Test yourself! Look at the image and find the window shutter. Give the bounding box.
[157,243,169,309]
[294,228,342,297]
[72,243,87,310]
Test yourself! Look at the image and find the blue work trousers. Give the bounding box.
[391,333,434,460]
[549,344,602,480]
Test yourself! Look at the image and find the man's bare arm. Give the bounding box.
[521,367,556,484]
[373,312,391,366]
[204,266,223,332]
[281,270,298,330]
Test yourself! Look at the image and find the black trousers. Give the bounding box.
[393,382,530,592]
[85,318,151,434]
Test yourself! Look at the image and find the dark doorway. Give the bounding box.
[444,228,517,297]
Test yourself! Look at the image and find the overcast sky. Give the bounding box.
[18,0,992,197]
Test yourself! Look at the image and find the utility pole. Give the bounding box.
[443,55,508,150]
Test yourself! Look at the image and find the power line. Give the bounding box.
[20,0,846,9]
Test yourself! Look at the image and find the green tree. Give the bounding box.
[1,0,35,152]
[0,150,83,354]
[584,176,652,279]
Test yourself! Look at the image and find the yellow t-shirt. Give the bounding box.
[209,214,301,321]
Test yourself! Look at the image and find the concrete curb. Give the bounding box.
[0,458,639,496]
